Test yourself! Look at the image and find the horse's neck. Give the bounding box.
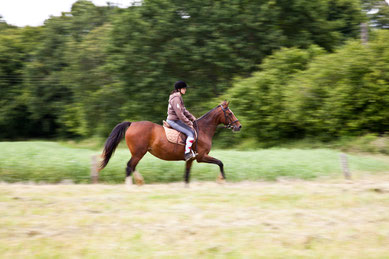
[196,109,222,138]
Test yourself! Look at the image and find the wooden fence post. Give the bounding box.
[340,153,351,180]
[91,155,99,184]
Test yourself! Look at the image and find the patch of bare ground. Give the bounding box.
[1,174,389,258]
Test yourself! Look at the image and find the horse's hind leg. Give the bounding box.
[126,153,146,186]
[125,159,135,185]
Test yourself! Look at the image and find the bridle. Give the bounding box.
[219,105,239,129]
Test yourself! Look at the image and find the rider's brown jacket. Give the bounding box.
[167,92,196,127]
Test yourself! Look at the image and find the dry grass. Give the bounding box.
[1,174,389,258]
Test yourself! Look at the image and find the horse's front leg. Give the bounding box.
[198,154,226,183]
[184,159,194,187]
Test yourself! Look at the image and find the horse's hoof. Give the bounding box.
[135,179,144,186]
[133,171,144,186]
[217,179,226,184]
[125,176,133,185]
[217,175,226,184]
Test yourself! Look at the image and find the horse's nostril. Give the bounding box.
[239,125,242,129]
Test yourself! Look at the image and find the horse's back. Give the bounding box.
[125,121,162,137]
[125,121,163,148]
[125,121,184,160]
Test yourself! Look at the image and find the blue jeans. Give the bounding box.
[166,120,194,138]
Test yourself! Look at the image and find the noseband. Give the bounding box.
[220,105,239,129]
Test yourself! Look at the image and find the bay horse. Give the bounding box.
[99,101,241,185]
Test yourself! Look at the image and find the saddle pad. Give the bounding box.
[163,126,186,146]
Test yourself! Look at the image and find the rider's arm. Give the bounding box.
[171,97,193,127]
[183,108,196,122]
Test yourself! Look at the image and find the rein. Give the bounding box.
[193,120,200,152]
[196,105,239,130]
[220,105,239,129]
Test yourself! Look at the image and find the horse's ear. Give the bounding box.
[221,100,228,108]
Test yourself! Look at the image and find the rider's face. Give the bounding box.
[180,88,187,95]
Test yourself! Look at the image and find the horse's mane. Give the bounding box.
[196,105,220,122]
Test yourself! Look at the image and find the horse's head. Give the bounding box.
[220,101,242,132]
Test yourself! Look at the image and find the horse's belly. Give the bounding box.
[148,143,185,161]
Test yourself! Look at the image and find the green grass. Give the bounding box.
[1,178,389,258]
[234,134,389,155]
[0,141,388,183]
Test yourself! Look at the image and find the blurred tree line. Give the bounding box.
[0,0,388,144]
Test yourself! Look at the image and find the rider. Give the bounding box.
[166,81,197,161]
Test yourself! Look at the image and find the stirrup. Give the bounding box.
[185,150,197,161]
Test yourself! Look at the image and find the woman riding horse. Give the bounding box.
[99,88,241,185]
[166,81,197,161]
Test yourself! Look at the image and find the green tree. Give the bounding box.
[24,0,115,137]
[107,0,363,130]
[0,26,43,138]
[0,0,369,140]
[24,15,73,137]
[290,30,389,138]
[62,24,117,136]
[276,0,363,50]
[225,30,389,144]
[362,0,389,29]
[226,46,325,143]
[70,0,116,41]
[372,1,389,28]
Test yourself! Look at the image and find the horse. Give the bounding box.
[99,100,241,185]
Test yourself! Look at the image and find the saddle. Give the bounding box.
[163,120,197,146]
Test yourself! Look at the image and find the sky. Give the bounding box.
[0,0,135,27]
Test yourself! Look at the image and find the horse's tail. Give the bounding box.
[100,121,132,170]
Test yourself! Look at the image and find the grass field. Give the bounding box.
[1,176,389,258]
[0,141,389,183]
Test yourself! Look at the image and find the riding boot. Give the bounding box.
[184,136,195,161]
[185,150,197,161]
[184,152,194,161]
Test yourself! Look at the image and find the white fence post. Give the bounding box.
[91,155,99,184]
[340,153,351,180]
